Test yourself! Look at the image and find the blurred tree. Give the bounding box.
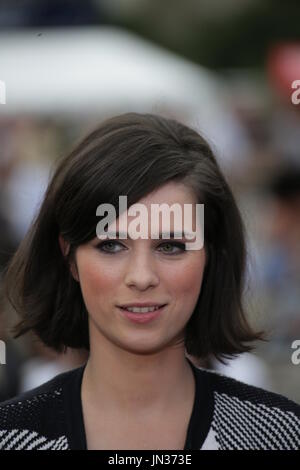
[110,0,300,68]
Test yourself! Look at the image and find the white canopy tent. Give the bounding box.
[0,26,221,113]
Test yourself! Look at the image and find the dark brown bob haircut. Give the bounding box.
[4,112,264,362]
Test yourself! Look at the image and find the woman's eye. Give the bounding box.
[96,241,186,255]
[96,241,125,253]
[158,242,186,254]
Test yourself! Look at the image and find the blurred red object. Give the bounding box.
[267,43,300,101]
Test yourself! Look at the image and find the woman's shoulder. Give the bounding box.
[0,365,84,450]
[199,365,300,412]
[193,365,300,450]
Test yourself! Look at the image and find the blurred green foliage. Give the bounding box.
[113,0,300,68]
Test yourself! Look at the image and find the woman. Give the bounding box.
[0,112,299,450]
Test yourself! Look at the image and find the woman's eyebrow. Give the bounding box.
[157,231,194,239]
[99,231,194,239]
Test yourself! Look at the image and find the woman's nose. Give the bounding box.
[123,251,160,290]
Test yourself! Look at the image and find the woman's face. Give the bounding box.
[73,181,206,355]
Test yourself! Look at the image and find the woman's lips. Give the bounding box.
[118,305,167,323]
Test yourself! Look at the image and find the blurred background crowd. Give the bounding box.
[0,0,300,404]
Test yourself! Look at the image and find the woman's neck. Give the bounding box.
[81,341,194,416]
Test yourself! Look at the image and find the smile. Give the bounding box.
[120,306,161,313]
[118,305,167,323]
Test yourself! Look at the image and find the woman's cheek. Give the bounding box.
[77,255,120,298]
[165,258,205,295]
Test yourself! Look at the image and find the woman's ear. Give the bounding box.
[58,235,79,282]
